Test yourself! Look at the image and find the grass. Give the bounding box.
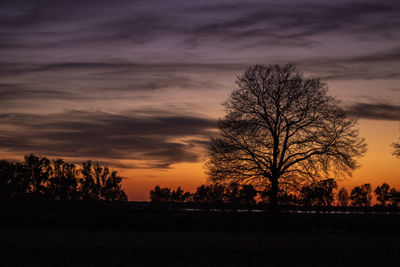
[1,229,399,266]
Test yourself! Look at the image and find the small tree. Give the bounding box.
[149,185,171,202]
[170,186,191,202]
[49,159,79,201]
[350,184,372,207]
[22,154,51,196]
[102,171,127,201]
[300,178,337,207]
[79,161,127,201]
[337,187,349,207]
[374,183,391,206]
[206,64,367,209]
[79,161,97,200]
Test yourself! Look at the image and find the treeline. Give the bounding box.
[0,154,127,202]
[150,183,257,208]
[149,179,400,208]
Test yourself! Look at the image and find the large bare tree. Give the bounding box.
[205,64,367,208]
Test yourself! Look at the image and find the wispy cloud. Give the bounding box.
[0,110,217,168]
[299,47,400,80]
[1,0,400,58]
[346,102,400,121]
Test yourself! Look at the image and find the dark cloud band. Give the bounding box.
[346,102,400,121]
[0,110,217,168]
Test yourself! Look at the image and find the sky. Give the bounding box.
[0,0,399,200]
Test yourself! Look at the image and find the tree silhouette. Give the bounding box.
[193,185,210,203]
[389,188,400,207]
[193,184,225,205]
[337,187,349,207]
[79,161,99,200]
[102,170,127,201]
[0,154,127,203]
[171,186,191,202]
[206,64,366,209]
[374,183,391,206]
[350,184,372,207]
[76,160,128,201]
[22,154,51,196]
[0,160,17,200]
[149,185,171,202]
[300,178,338,207]
[49,159,79,201]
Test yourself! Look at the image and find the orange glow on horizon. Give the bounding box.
[120,119,400,201]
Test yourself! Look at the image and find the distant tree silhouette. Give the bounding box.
[239,184,257,207]
[79,161,99,200]
[193,185,210,203]
[225,182,241,208]
[19,154,52,197]
[0,154,127,202]
[150,185,171,202]
[191,183,257,209]
[300,179,338,207]
[102,170,127,201]
[205,64,366,209]
[337,187,349,207]
[0,160,17,200]
[10,162,30,198]
[192,184,225,205]
[389,188,400,207]
[170,186,191,202]
[374,183,391,206]
[350,184,372,207]
[49,159,79,201]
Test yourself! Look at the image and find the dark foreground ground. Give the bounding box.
[2,202,400,266]
[1,229,399,266]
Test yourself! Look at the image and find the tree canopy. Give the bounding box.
[205,64,367,207]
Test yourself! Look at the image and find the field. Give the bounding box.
[1,229,399,266]
[2,205,400,266]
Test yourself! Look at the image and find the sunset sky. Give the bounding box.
[1,0,399,200]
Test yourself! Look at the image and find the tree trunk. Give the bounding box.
[269,177,279,213]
